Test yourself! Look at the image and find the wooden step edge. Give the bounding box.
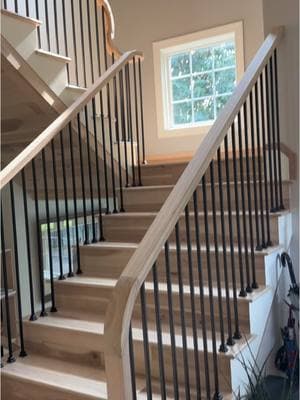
[1,9,42,26]
[123,179,293,192]
[35,49,71,63]
[79,241,283,256]
[1,356,107,399]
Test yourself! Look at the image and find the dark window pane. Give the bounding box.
[193,73,213,97]
[215,68,236,94]
[170,53,190,77]
[192,48,213,72]
[214,42,236,68]
[216,94,230,114]
[173,102,192,124]
[172,77,191,101]
[194,98,214,122]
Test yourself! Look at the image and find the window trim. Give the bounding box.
[153,21,244,139]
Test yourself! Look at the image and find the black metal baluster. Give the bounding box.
[60,131,73,277]
[94,0,101,77]
[265,64,276,212]
[9,182,27,357]
[140,282,152,398]
[152,263,166,399]
[128,323,137,400]
[3,0,7,10]
[84,106,97,242]
[273,50,284,209]
[70,0,79,85]
[41,149,58,312]
[119,69,129,187]
[209,160,228,352]
[91,97,105,240]
[255,81,267,248]
[133,57,142,186]
[61,0,70,83]
[14,0,18,13]
[53,0,59,54]
[35,0,41,48]
[193,190,211,399]
[44,0,50,51]
[77,114,89,243]
[112,58,125,212]
[98,90,111,214]
[79,0,87,87]
[201,175,222,399]
[224,136,241,340]
[31,159,47,316]
[243,102,258,289]
[21,169,37,321]
[51,140,65,280]
[259,73,272,246]
[138,58,146,164]
[216,149,234,345]
[184,205,201,398]
[175,222,191,400]
[68,123,82,273]
[269,57,279,210]
[249,90,262,251]
[164,241,179,400]
[1,213,16,363]
[125,64,136,186]
[231,124,247,297]
[25,0,29,17]
[86,0,94,84]
[237,111,252,293]
[106,81,118,213]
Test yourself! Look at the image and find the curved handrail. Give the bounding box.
[97,0,122,58]
[104,27,284,378]
[0,50,143,189]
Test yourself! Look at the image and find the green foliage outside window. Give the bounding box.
[169,40,236,127]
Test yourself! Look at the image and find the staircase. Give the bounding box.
[0,3,296,400]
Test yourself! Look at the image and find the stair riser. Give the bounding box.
[102,214,280,246]
[134,293,250,334]
[53,279,251,334]
[133,341,232,393]
[23,323,105,369]
[123,182,290,212]
[80,244,266,287]
[141,159,262,186]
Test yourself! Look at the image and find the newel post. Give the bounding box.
[104,276,136,399]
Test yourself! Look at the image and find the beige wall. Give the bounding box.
[262,0,299,271]
[110,0,265,158]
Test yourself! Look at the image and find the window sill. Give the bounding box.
[158,123,213,139]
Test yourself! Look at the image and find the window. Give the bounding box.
[153,22,244,138]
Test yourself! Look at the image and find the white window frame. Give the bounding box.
[153,21,244,139]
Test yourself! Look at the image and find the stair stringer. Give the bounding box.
[229,212,292,396]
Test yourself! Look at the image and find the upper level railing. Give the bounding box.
[103,28,285,399]
[1,0,121,87]
[0,49,144,364]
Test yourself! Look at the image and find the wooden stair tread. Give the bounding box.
[2,353,107,399]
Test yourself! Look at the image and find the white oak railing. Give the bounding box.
[103,27,285,399]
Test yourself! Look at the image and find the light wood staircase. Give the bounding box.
[1,158,292,399]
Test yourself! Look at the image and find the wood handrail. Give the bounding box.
[97,0,122,58]
[103,27,284,398]
[0,50,143,190]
